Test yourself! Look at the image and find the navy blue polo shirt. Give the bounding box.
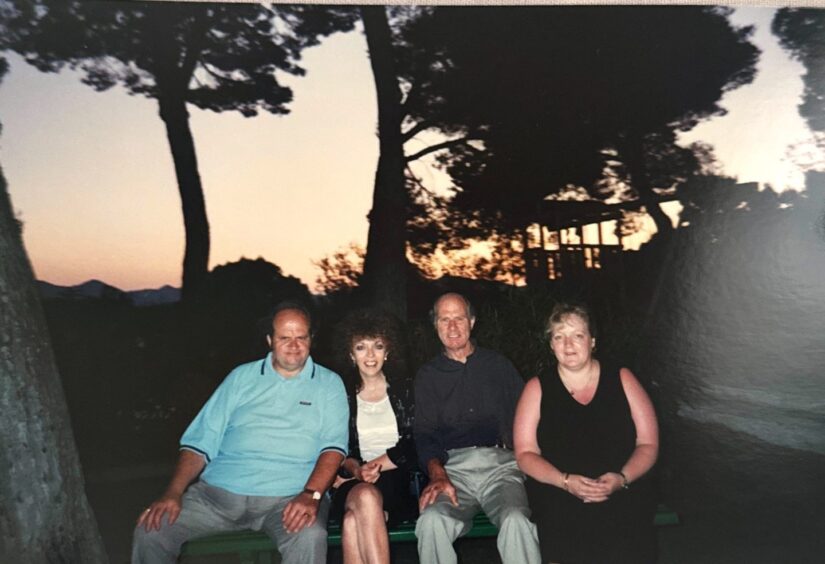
[414,346,524,471]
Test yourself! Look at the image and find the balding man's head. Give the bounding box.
[431,293,476,361]
[266,301,313,377]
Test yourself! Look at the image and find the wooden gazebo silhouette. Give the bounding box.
[523,198,651,285]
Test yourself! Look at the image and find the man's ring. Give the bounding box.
[144,508,151,513]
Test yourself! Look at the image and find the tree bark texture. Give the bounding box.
[158,93,210,302]
[361,6,409,320]
[0,168,108,562]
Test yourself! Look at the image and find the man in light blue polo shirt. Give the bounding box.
[132,302,348,564]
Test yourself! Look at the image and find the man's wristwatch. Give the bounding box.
[303,488,322,501]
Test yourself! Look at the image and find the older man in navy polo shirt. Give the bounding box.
[132,302,348,564]
[414,292,540,564]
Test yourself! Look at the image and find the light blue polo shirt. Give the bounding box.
[180,354,349,496]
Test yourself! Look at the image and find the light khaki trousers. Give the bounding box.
[415,447,541,564]
[131,481,329,564]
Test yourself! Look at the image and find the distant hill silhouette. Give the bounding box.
[37,279,180,306]
[126,285,181,306]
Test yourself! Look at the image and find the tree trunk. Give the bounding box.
[361,6,409,320]
[158,94,210,302]
[0,167,108,563]
[621,134,674,238]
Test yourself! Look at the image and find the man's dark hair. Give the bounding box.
[265,300,315,337]
[429,292,476,326]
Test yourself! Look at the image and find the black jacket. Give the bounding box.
[344,381,417,472]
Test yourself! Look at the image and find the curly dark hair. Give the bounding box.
[334,308,404,392]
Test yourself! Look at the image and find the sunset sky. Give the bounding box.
[0,6,820,292]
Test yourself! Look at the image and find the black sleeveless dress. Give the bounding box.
[526,364,656,563]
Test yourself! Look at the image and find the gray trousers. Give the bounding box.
[416,447,541,564]
[132,480,329,564]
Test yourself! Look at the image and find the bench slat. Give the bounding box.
[183,505,678,557]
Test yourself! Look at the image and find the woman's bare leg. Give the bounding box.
[342,510,365,564]
[342,482,390,564]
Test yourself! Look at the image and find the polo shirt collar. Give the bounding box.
[439,339,478,365]
[262,352,316,381]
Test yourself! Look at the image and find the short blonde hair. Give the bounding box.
[544,302,596,340]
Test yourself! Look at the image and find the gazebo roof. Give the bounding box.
[538,197,675,230]
[539,199,626,230]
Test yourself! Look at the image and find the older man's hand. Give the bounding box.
[137,493,183,531]
[418,475,459,511]
[283,492,320,534]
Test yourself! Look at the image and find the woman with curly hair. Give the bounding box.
[330,309,417,564]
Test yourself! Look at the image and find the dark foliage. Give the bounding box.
[773,8,825,133]
[359,6,759,314]
[3,1,356,115]
[399,6,759,242]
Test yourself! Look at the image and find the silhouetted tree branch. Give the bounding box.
[402,119,433,142]
[405,135,479,163]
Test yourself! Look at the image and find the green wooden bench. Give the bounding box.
[182,505,678,563]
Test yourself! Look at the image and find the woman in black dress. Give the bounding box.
[513,303,659,563]
[329,309,417,564]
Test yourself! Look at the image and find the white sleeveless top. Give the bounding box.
[356,394,400,462]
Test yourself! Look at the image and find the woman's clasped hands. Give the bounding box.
[565,472,625,503]
[359,461,382,483]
